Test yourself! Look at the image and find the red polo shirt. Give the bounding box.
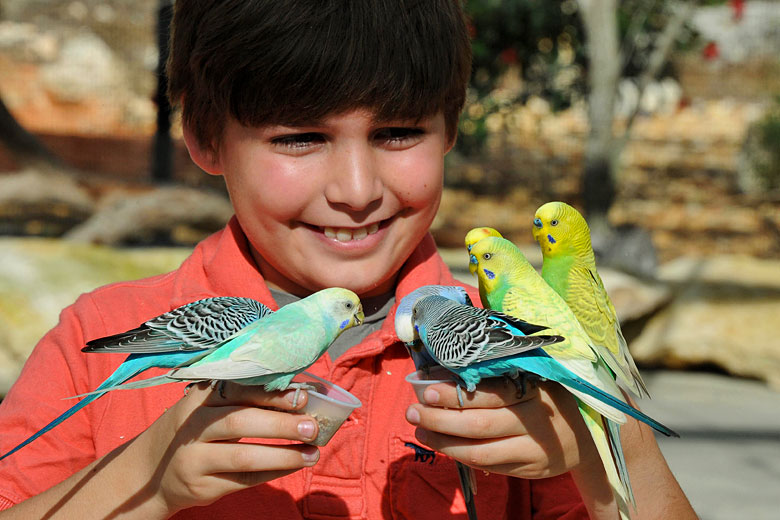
[0,217,587,519]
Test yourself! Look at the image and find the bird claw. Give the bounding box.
[456,384,465,408]
[508,373,537,400]
[285,382,318,407]
[209,380,227,399]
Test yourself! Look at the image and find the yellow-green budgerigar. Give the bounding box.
[532,201,649,398]
[469,236,679,520]
[73,288,364,406]
[464,227,502,275]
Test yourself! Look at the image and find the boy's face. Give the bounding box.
[194,109,453,297]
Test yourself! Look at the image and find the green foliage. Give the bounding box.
[752,97,780,191]
[457,0,699,155]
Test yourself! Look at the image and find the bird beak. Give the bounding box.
[469,254,478,275]
[355,304,365,326]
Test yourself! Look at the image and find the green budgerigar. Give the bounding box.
[532,201,649,398]
[76,288,364,403]
[469,236,678,520]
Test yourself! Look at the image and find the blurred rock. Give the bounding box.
[64,185,233,246]
[630,255,780,389]
[0,169,95,236]
[0,237,191,396]
[40,32,125,104]
[600,268,671,324]
[591,224,659,279]
[0,21,59,62]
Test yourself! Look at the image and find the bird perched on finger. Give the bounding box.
[396,284,556,520]
[470,236,679,520]
[410,294,564,406]
[72,288,364,407]
[394,284,473,371]
[0,296,273,462]
[532,201,649,398]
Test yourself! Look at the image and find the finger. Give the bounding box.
[407,400,538,439]
[416,428,542,469]
[206,468,302,490]
[421,376,539,409]
[198,442,320,475]
[197,406,319,443]
[194,381,309,411]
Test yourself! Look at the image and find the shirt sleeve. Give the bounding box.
[0,295,102,507]
[530,473,589,519]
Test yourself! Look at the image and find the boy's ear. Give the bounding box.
[182,122,223,176]
[445,130,458,155]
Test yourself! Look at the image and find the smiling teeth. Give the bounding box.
[324,223,380,242]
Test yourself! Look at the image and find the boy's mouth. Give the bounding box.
[322,222,381,242]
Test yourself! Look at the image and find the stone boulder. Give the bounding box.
[64,186,234,246]
[0,169,95,236]
[630,255,780,389]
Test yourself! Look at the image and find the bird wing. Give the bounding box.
[84,297,271,353]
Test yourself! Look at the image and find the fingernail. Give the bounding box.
[406,406,421,425]
[286,390,305,406]
[423,388,439,405]
[301,446,319,465]
[298,420,316,440]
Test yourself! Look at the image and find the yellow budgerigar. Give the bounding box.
[464,226,502,275]
[532,201,649,398]
[469,236,680,520]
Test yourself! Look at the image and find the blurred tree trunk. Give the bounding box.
[151,0,174,183]
[577,0,620,236]
[577,0,696,233]
[0,94,62,171]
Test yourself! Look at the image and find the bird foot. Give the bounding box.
[507,373,538,400]
[209,379,227,399]
[286,382,318,407]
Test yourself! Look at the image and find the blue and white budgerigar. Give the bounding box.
[410,294,565,406]
[0,296,272,462]
[74,288,364,404]
[469,236,679,519]
[395,284,473,371]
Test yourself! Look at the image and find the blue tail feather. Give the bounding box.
[0,351,197,462]
[455,351,679,438]
[521,356,679,437]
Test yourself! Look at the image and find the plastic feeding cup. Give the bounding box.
[404,365,458,403]
[293,372,362,446]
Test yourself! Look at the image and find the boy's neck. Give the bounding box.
[250,245,399,299]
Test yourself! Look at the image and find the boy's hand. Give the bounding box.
[137,381,320,515]
[404,378,601,480]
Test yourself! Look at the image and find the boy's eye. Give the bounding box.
[373,127,424,147]
[271,132,325,149]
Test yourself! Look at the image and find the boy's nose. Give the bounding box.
[324,148,384,211]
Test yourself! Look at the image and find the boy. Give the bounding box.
[0,1,695,519]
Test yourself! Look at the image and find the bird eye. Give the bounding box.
[345,302,353,309]
[551,219,559,226]
[483,253,492,260]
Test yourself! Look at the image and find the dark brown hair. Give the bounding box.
[167,0,472,154]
